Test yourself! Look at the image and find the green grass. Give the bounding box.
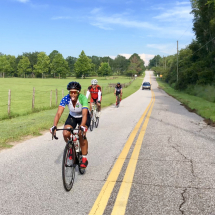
[184,84,215,103]
[157,78,215,122]
[0,76,144,148]
[0,76,134,120]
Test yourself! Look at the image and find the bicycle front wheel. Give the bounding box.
[117,95,120,108]
[62,142,76,191]
[95,117,99,128]
[90,110,94,131]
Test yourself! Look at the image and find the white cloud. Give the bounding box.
[90,8,102,14]
[153,6,192,21]
[17,0,29,3]
[89,8,161,31]
[111,53,154,66]
[147,44,176,55]
[91,23,113,30]
[176,1,190,5]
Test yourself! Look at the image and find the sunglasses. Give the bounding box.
[69,91,79,95]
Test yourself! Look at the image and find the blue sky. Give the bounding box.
[0,0,194,65]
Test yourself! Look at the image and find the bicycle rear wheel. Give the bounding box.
[62,142,76,191]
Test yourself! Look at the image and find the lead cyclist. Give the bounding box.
[50,81,91,169]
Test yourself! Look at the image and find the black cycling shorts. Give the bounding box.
[65,113,91,128]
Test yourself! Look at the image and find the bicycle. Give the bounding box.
[52,127,86,191]
[89,102,99,131]
[116,94,120,108]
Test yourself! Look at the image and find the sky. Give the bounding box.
[0,0,194,65]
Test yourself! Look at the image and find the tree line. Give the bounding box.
[0,50,145,78]
[148,0,215,90]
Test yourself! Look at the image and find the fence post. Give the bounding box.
[56,89,58,106]
[62,89,64,98]
[8,89,11,116]
[50,90,52,107]
[32,87,35,109]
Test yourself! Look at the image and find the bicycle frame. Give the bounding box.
[91,102,97,122]
[51,127,86,191]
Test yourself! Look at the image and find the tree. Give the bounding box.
[34,52,50,78]
[148,55,162,68]
[91,55,101,73]
[74,51,92,78]
[113,55,129,75]
[66,56,77,76]
[17,56,31,77]
[23,52,40,72]
[0,55,12,78]
[6,55,16,76]
[49,50,60,62]
[51,53,69,78]
[128,53,145,76]
[98,62,112,76]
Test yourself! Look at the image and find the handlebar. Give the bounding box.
[51,128,86,140]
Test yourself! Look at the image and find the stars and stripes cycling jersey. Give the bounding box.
[59,94,88,118]
[86,85,102,101]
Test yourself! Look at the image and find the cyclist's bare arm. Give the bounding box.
[86,90,90,99]
[80,108,88,128]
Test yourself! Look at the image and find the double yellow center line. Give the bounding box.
[89,85,155,215]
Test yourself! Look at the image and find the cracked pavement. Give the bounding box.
[0,71,215,215]
[124,73,215,215]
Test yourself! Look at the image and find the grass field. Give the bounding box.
[157,78,215,123]
[0,76,144,148]
[0,76,134,120]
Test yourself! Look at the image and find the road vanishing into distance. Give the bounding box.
[1,71,215,215]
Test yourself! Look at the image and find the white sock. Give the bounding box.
[82,155,87,158]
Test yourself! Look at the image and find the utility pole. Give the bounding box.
[177,40,179,82]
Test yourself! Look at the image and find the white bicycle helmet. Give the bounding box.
[91,79,98,85]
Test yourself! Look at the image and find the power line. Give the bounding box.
[192,36,215,56]
[178,24,193,41]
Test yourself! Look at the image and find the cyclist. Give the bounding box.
[86,79,102,117]
[114,82,122,106]
[50,81,90,169]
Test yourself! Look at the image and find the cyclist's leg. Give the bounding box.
[78,114,90,168]
[63,114,77,142]
[97,97,102,112]
[78,114,90,155]
[116,93,119,104]
[120,93,122,102]
[90,97,94,113]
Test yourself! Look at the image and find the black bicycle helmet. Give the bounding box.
[67,81,81,91]
[117,82,120,85]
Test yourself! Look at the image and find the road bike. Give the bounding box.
[89,102,99,131]
[52,128,86,191]
[116,94,120,108]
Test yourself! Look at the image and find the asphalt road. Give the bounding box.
[1,71,215,215]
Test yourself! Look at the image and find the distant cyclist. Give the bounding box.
[86,79,102,117]
[50,81,90,169]
[114,82,122,105]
